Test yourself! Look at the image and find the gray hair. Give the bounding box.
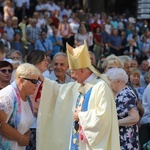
[7,50,22,59]
[53,52,67,59]
[15,63,41,81]
[53,52,68,63]
[144,71,150,80]
[12,16,18,21]
[118,55,131,65]
[88,51,94,56]
[89,51,95,58]
[106,68,128,84]
[102,54,124,69]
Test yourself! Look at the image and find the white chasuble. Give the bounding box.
[37,77,120,150]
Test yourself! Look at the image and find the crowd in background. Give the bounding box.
[0,0,150,149]
[0,0,149,64]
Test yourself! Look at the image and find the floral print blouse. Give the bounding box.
[116,86,140,150]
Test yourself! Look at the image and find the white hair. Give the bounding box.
[15,63,41,80]
[118,55,131,64]
[12,16,18,21]
[102,54,124,69]
[106,68,128,84]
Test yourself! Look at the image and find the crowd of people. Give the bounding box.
[0,0,150,150]
[0,0,149,63]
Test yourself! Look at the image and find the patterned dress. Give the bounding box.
[116,86,140,150]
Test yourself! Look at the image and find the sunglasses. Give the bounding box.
[0,69,13,73]
[20,77,39,84]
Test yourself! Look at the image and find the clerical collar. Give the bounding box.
[83,73,97,85]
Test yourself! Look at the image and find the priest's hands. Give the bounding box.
[73,108,80,122]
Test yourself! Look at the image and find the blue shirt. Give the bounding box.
[109,35,122,47]
[110,20,118,29]
[48,35,62,56]
[34,38,53,52]
[4,27,14,40]
[101,31,110,44]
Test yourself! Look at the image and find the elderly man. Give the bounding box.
[37,41,120,150]
[49,52,74,83]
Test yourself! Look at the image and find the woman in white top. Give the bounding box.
[0,63,41,150]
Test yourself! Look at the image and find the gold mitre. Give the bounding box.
[66,40,110,85]
[66,40,91,69]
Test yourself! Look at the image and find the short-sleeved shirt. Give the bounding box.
[34,38,53,52]
[4,26,14,40]
[0,83,34,150]
[48,35,62,56]
[116,86,140,150]
[26,26,41,44]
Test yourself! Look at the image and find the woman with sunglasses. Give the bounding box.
[0,61,13,90]
[0,63,41,150]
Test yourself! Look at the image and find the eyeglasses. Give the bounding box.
[19,77,39,84]
[0,69,13,73]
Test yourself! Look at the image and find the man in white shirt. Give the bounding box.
[49,52,74,83]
